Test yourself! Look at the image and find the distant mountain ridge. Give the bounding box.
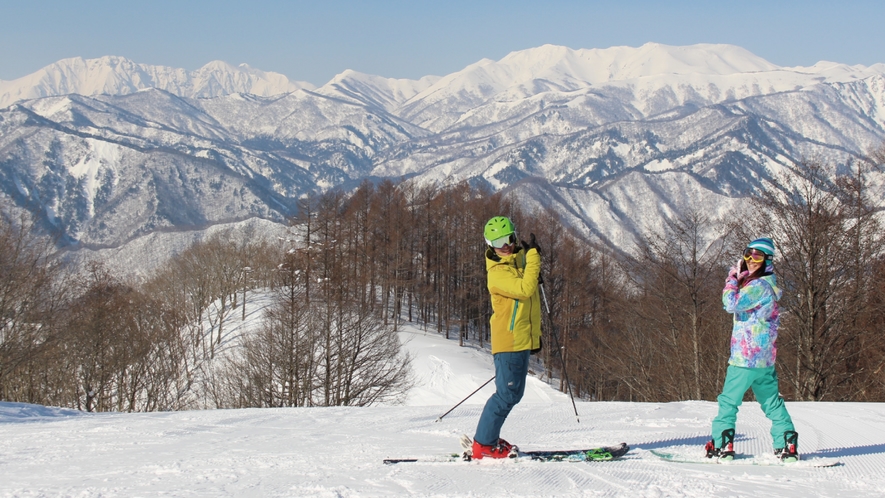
[0,56,315,108]
[1,43,883,265]
[4,44,884,113]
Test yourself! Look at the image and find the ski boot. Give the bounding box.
[704,428,735,460]
[471,438,518,459]
[774,430,799,463]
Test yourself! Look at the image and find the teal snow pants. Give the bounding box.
[711,365,795,449]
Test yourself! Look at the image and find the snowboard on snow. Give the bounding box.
[650,447,841,468]
[382,435,630,464]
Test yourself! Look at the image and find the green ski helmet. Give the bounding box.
[484,216,515,246]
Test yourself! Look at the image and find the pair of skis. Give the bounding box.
[383,435,630,464]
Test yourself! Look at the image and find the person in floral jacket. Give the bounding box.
[705,237,799,462]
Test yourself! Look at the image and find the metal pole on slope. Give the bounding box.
[434,375,496,423]
[539,281,581,423]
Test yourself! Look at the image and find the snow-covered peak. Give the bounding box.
[316,69,441,110]
[323,68,439,94]
[783,60,885,81]
[398,43,782,120]
[496,43,778,83]
[409,43,779,100]
[0,56,315,108]
[392,43,885,131]
[457,43,884,95]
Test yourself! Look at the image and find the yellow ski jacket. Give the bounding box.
[485,246,542,354]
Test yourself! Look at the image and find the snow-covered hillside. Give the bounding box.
[2,323,885,497]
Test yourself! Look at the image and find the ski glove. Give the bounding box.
[725,264,739,291]
[521,233,542,255]
[724,270,749,292]
[728,261,741,280]
[531,337,543,355]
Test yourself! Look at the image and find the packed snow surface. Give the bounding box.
[3,325,885,496]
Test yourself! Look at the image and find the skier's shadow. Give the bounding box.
[632,433,753,450]
[802,443,885,459]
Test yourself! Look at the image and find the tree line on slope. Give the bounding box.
[1,152,883,411]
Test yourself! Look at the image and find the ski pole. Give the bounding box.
[434,375,495,423]
[539,282,581,423]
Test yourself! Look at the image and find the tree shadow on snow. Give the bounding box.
[630,433,753,450]
[633,434,885,459]
[802,443,885,459]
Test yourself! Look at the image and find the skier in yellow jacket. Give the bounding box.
[471,216,542,459]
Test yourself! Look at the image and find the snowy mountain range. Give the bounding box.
[1,43,884,266]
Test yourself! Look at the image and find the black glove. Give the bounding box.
[531,337,543,355]
[520,233,542,255]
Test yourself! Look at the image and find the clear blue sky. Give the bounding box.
[2,0,883,85]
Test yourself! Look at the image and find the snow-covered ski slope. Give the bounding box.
[3,326,885,497]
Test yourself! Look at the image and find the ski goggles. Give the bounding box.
[743,249,767,263]
[489,233,517,248]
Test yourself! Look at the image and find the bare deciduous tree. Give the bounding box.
[617,209,734,400]
[754,160,883,400]
[0,213,69,404]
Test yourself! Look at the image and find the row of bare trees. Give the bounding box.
[0,229,192,412]
[1,150,884,410]
[0,215,410,411]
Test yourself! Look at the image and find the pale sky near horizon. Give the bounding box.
[1,0,883,86]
